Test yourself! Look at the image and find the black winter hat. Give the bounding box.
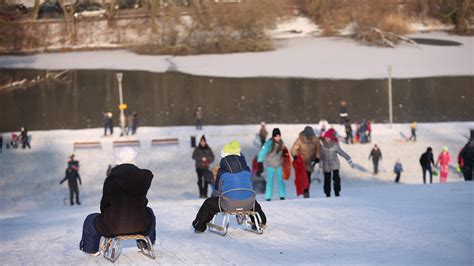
[200,135,206,142]
[272,128,281,138]
[303,126,315,137]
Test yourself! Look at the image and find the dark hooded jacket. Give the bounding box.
[60,168,81,188]
[419,149,435,168]
[95,164,153,237]
[461,140,474,168]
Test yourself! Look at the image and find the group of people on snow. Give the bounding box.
[0,127,31,151]
[102,111,139,137]
[193,124,355,201]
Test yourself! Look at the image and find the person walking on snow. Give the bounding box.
[419,147,435,184]
[290,126,321,198]
[339,100,349,124]
[369,144,382,174]
[436,146,451,183]
[257,128,287,201]
[79,147,156,256]
[394,159,403,183]
[192,135,215,198]
[192,141,266,233]
[409,121,417,141]
[195,106,204,130]
[259,121,268,147]
[460,130,474,181]
[20,126,30,149]
[320,128,353,197]
[60,164,82,206]
[103,111,113,136]
[344,119,353,144]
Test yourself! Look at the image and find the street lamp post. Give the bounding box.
[116,72,126,136]
[388,65,393,128]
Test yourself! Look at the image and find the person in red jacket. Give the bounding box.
[436,146,452,183]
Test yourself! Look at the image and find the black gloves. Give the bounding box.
[311,158,320,167]
[257,162,264,176]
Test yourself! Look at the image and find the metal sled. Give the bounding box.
[207,209,264,236]
[100,234,155,263]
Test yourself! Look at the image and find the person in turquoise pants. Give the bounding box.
[257,128,287,201]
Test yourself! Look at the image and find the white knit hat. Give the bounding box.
[115,146,138,165]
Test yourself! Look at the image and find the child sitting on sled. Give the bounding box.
[192,141,267,233]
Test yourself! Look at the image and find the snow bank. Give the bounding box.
[1,32,472,79]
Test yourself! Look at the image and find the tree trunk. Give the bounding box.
[32,0,40,20]
[59,0,76,43]
[149,0,158,33]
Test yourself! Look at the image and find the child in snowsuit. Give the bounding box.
[192,135,215,198]
[394,159,403,183]
[79,147,156,256]
[436,146,451,183]
[192,141,266,233]
[257,128,287,201]
[60,165,82,205]
[320,129,353,197]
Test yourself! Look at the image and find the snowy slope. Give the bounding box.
[0,32,472,79]
[0,183,472,265]
[0,123,472,264]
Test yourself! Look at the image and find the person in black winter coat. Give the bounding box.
[79,147,156,256]
[60,166,82,205]
[460,130,474,181]
[20,126,30,149]
[192,135,215,198]
[369,145,382,174]
[419,147,435,184]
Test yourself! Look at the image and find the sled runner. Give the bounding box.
[207,187,264,236]
[100,234,155,263]
[207,209,264,236]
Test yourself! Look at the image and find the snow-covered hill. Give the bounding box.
[0,122,472,264]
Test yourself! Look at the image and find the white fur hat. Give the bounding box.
[115,146,138,165]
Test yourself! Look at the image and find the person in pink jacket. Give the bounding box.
[436,146,451,183]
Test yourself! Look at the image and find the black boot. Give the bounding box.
[303,191,310,198]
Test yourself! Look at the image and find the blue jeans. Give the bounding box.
[79,207,156,254]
